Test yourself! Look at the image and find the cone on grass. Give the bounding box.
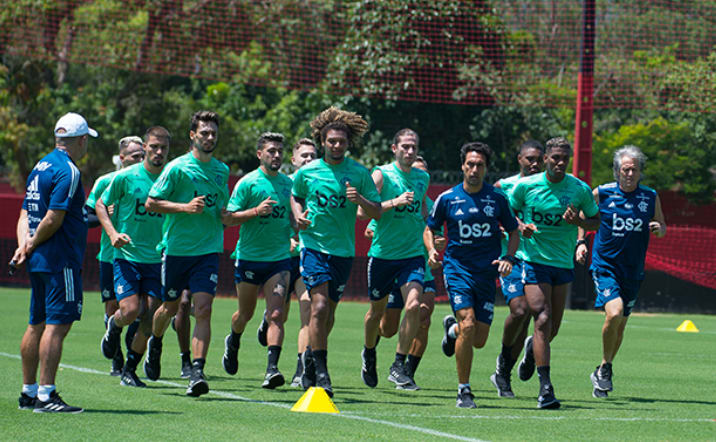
[291,387,339,414]
[676,320,699,333]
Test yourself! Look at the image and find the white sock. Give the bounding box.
[22,383,38,397]
[448,323,458,339]
[38,384,55,402]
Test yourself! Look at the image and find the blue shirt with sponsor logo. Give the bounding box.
[427,183,518,276]
[590,182,656,281]
[22,148,88,272]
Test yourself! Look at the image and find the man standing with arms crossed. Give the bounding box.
[221,132,295,389]
[291,107,382,397]
[14,112,97,413]
[359,128,429,390]
[144,111,229,397]
[96,126,171,387]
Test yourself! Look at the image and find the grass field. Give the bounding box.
[1,286,714,441]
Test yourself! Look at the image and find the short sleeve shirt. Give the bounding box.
[86,171,117,262]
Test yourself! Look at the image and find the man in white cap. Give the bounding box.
[11,112,98,413]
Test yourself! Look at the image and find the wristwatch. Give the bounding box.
[576,239,587,246]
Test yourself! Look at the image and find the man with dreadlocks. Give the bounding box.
[290,107,382,397]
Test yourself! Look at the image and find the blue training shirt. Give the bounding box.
[590,182,656,281]
[22,148,88,272]
[427,183,518,275]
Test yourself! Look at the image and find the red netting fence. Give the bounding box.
[645,226,716,291]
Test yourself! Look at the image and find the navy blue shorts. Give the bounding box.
[29,268,83,325]
[443,268,495,325]
[300,248,353,303]
[289,255,301,295]
[99,260,114,302]
[162,253,219,301]
[367,256,425,301]
[234,258,291,286]
[522,261,574,286]
[387,279,436,309]
[592,268,642,317]
[114,259,162,301]
[499,259,525,304]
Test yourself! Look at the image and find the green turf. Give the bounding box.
[1,287,714,441]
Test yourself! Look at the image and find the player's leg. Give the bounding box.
[175,290,193,378]
[100,261,124,376]
[404,285,435,383]
[308,283,337,396]
[292,277,310,387]
[262,270,290,389]
[362,296,388,388]
[187,291,213,396]
[454,307,478,409]
[222,281,259,375]
[20,276,46,409]
[388,281,422,387]
[549,282,570,342]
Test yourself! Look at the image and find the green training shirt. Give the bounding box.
[101,163,164,263]
[292,157,380,258]
[497,173,523,256]
[509,172,598,269]
[368,163,430,260]
[148,152,229,256]
[227,168,293,262]
[86,170,117,263]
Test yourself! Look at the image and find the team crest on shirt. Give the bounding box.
[339,176,351,187]
[215,175,223,185]
[483,205,495,217]
[638,201,648,213]
[559,195,572,208]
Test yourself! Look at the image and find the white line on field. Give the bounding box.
[345,411,715,423]
[0,352,483,442]
[625,324,716,335]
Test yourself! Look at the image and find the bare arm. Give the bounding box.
[11,209,29,267]
[291,195,311,231]
[650,194,667,237]
[576,188,599,264]
[96,197,132,248]
[145,195,205,214]
[223,197,277,227]
[423,226,442,269]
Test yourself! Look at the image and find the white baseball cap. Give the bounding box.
[54,112,99,138]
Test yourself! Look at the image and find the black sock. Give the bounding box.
[537,365,551,387]
[394,352,406,365]
[151,334,163,344]
[267,345,282,369]
[295,354,303,373]
[181,351,191,364]
[405,355,421,376]
[125,349,142,372]
[313,350,328,374]
[229,330,242,348]
[364,345,376,355]
[192,358,206,371]
[501,344,517,371]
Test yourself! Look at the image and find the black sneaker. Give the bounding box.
[33,391,83,414]
[300,348,316,390]
[518,335,536,381]
[101,316,122,359]
[120,368,147,388]
[180,359,193,379]
[537,384,561,409]
[110,348,124,376]
[143,335,162,381]
[490,355,515,398]
[257,313,268,347]
[388,361,412,387]
[456,386,476,408]
[361,347,378,388]
[590,363,613,392]
[396,377,420,391]
[592,388,609,398]
[186,367,209,397]
[441,315,457,357]
[222,334,239,375]
[316,371,333,398]
[262,366,285,389]
[18,393,36,410]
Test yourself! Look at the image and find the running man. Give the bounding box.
[427,142,519,409]
[291,107,381,397]
[509,137,600,409]
[13,112,97,413]
[86,136,144,375]
[96,126,171,388]
[490,140,544,397]
[221,132,295,389]
[145,110,229,397]
[580,146,666,398]
[360,129,429,390]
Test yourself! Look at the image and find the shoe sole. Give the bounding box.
[180,372,192,379]
[538,398,561,409]
[396,382,420,391]
[222,335,239,375]
[361,370,378,388]
[387,373,411,387]
[101,332,119,360]
[489,373,515,398]
[186,380,209,397]
[592,388,609,398]
[262,373,285,389]
[120,379,147,388]
[456,401,477,409]
[34,407,84,414]
[441,316,456,357]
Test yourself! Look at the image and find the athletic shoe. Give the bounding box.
[360,347,378,388]
[262,366,285,389]
[18,393,36,410]
[290,359,303,388]
[110,348,124,376]
[186,367,209,397]
[222,334,239,375]
[490,355,515,398]
[537,384,561,409]
[592,388,609,398]
[257,313,268,347]
[125,319,139,352]
[316,371,333,398]
[441,315,457,357]
[120,369,147,388]
[456,386,476,409]
[590,363,613,392]
[518,335,536,381]
[396,377,420,391]
[300,347,316,389]
[101,316,121,359]
[33,391,83,414]
[290,375,302,388]
[143,335,162,381]
[387,361,412,387]
[180,359,193,379]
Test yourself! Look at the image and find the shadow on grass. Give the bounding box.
[83,409,181,415]
[620,396,716,406]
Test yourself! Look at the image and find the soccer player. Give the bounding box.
[489,140,544,398]
[291,107,381,397]
[86,136,144,375]
[96,126,171,387]
[580,146,666,398]
[509,137,600,409]
[13,112,98,413]
[221,132,295,389]
[144,110,229,397]
[427,142,519,409]
[360,129,430,390]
